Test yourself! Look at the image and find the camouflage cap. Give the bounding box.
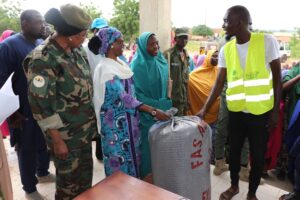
[175,28,189,37]
[60,4,91,30]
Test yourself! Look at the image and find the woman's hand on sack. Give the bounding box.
[197,120,207,134]
[195,108,208,133]
[196,108,206,120]
[155,110,171,121]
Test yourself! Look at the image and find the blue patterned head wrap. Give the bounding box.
[96,27,122,55]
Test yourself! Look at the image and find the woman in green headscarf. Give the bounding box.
[131,32,172,180]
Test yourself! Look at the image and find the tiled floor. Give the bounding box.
[3,138,293,200]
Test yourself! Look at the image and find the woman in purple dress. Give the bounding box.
[90,27,170,178]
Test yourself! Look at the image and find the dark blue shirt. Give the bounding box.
[0,33,42,118]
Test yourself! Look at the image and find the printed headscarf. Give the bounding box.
[195,54,206,69]
[187,50,220,124]
[96,27,122,55]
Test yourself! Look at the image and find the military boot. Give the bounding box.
[213,158,229,175]
[239,166,250,182]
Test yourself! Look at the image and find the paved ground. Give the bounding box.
[3,138,293,200]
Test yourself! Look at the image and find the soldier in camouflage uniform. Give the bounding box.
[163,28,193,116]
[24,4,97,200]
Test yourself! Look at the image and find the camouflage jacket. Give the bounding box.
[24,38,97,150]
[163,46,190,116]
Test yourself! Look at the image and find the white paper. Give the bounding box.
[0,73,19,125]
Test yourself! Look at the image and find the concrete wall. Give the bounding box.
[139,0,171,51]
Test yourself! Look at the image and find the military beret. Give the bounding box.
[45,4,91,36]
[60,4,91,30]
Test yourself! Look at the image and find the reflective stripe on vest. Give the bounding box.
[228,73,272,88]
[224,33,274,115]
[227,88,273,102]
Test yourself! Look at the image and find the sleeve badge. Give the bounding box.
[33,75,46,88]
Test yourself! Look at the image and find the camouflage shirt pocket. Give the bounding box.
[171,62,180,67]
[29,74,49,96]
[55,156,74,174]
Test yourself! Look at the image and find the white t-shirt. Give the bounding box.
[218,34,280,70]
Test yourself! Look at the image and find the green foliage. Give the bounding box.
[0,1,22,33]
[186,40,200,53]
[297,28,300,37]
[110,0,139,42]
[289,32,300,58]
[192,25,213,36]
[79,2,102,20]
[252,29,273,34]
[0,189,3,200]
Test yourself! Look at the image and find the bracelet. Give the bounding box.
[151,109,157,116]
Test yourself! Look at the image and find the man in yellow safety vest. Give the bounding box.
[198,5,282,200]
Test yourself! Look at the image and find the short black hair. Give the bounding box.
[228,5,251,25]
[20,9,40,23]
[88,36,102,55]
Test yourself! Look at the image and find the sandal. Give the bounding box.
[279,193,300,200]
[219,187,239,200]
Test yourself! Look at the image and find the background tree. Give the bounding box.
[289,29,300,58]
[80,2,102,20]
[0,1,22,33]
[110,0,139,43]
[192,24,213,37]
[252,29,273,34]
[296,27,300,37]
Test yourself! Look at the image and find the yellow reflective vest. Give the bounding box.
[224,33,274,115]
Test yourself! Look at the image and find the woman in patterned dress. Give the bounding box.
[90,27,170,178]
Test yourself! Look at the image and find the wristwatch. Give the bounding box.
[151,109,157,116]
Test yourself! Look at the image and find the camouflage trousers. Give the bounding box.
[52,144,93,200]
[215,92,249,165]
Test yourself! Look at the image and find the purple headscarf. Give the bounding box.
[195,54,206,69]
[96,27,122,55]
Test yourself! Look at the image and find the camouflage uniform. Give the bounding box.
[24,38,97,200]
[164,46,190,116]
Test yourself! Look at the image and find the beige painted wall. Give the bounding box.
[139,0,171,51]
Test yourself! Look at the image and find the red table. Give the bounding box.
[74,171,188,200]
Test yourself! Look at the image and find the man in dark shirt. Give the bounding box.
[0,10,54,200]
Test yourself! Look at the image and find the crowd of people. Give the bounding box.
[0,3,299,200]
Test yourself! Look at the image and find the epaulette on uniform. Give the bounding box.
[32,38,50,60]
[23,39,49,73]
[32,44,47,60]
